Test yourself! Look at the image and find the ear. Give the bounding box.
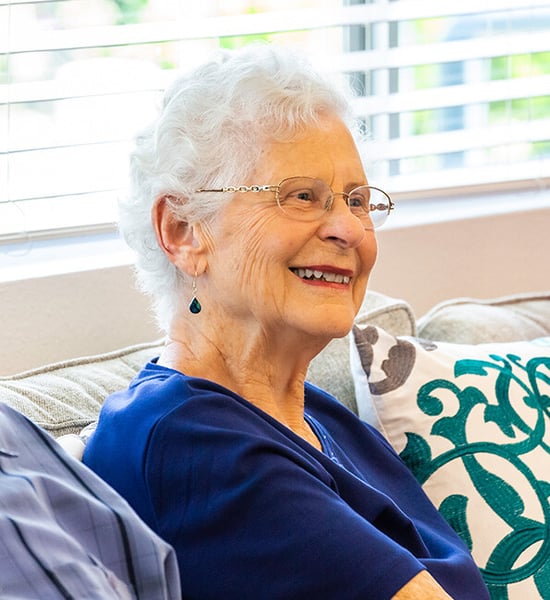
[152,195,207,276]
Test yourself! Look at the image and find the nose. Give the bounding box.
[317,194,367,248]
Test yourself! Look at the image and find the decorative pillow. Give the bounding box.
[350,324,550,599]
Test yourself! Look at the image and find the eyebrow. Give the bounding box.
[343,181,368,193]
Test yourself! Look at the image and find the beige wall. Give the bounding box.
[370,205,550,315]
[1,205,549,376]
[0,267,162,376]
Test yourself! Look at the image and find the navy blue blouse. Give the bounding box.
[84,361,489,600]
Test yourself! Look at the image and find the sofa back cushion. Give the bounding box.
[0,341,163,437]
[417,292,550,344]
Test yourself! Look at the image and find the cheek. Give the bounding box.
[227,215,290,290]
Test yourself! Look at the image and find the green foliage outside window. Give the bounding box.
[110,0,149,24]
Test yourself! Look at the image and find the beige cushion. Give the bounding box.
[417,291,550,344]
[0,341,164,437]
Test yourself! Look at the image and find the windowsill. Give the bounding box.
[0,231,134,284]
[388,185,549,229]
[0,187,548,284]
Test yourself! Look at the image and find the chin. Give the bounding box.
[282,298,357,342]
[305,311,355,341]
[325,323,354,340]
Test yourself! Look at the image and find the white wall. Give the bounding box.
[1,205,549,376]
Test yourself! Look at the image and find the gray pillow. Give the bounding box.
[417,292,550,344]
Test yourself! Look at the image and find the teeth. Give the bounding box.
[292,268,350,285]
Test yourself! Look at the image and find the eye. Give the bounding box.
[277,177,326,211]
[286,188,317,203]
[348,191,367,210]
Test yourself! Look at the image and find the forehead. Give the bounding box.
[252,116,366,184]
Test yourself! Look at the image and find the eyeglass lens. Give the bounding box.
[277,177,391,228]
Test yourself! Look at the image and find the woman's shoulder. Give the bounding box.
[87,363,245,458]
[84,363,269,513]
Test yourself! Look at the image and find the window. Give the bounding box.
[2,0,549,241]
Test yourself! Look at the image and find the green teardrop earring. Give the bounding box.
[189,274,201,314]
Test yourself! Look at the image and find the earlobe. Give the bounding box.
[152,195,205,276]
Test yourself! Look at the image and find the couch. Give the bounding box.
[2,289,550,599]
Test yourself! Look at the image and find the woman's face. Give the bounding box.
[200,114,378,342]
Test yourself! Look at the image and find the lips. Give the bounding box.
[290,267,351,285]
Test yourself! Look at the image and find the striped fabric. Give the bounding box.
[0,402,180,599]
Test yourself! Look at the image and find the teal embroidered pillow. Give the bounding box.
[350,325,550,600]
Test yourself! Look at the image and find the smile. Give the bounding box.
[291,268,351,285]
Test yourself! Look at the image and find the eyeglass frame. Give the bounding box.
[195,176,394,229]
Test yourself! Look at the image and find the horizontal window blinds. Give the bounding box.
[1,0,549,240]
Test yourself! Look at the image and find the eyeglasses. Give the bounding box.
[195,176,394,229]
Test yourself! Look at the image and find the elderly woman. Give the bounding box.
[84,45,489,599]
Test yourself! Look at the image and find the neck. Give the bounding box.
[158,311,327,451]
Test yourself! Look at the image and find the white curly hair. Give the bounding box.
[120,43,359,331]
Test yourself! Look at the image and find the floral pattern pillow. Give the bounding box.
[350,324,550,600]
